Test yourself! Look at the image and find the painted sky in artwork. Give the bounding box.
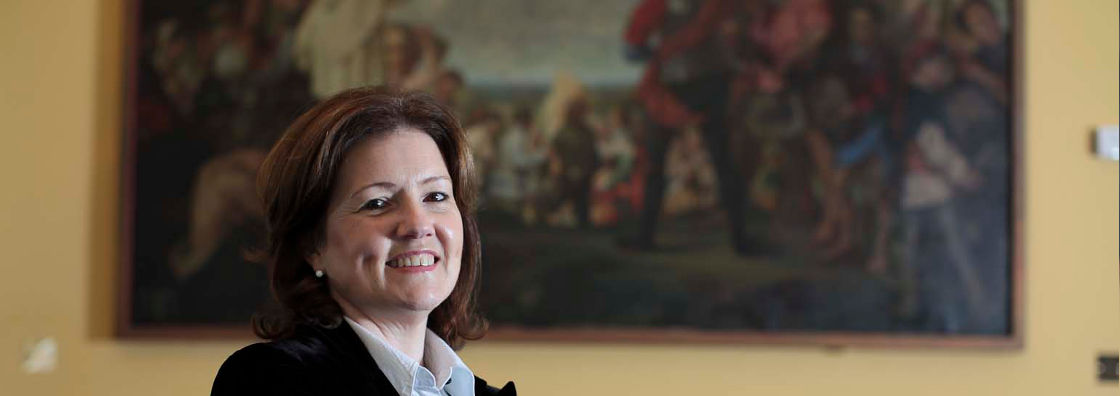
[389,0,644,86]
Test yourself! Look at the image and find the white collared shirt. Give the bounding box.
[344,317,475,396]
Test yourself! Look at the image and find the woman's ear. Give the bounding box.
[306,250,322,273]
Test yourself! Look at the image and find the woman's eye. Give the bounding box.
[426,192,449,202]
[359,198,389,211]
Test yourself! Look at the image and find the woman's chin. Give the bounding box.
[391,290,451,313]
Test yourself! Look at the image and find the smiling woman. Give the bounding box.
[211,87,514,395]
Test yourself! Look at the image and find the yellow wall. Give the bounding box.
[1,0,1116,394]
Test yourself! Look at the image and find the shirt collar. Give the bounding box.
[344,317,475,395]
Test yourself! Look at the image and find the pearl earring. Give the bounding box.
[315,270,324,278]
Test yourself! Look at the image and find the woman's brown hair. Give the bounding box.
[252,87,486,348]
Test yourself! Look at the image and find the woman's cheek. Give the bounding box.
[434,213,464,272]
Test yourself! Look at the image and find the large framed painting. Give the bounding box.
[120,0,1022,346]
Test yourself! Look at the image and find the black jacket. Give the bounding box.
[211,323,515,395]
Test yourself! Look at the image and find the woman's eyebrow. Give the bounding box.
[421,175,451,185]
[349,181,395,198]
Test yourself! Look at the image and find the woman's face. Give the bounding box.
[312,129,463,319]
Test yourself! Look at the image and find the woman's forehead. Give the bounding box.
[338,129,451,188]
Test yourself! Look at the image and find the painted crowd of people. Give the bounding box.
[134,0,1011,332]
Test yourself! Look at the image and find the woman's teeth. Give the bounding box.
[387,254,435,268]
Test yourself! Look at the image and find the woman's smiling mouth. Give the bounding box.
[386,250,440,270]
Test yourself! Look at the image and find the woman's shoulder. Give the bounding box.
[211,327,344,394]
[212,336,332,394]
[212,341,306,395]
[211,325,393,395]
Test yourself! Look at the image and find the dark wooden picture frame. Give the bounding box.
[119,0,1023,348]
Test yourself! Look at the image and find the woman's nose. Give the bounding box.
[395,199,434,240]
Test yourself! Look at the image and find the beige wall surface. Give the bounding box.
[1,0,1116,395]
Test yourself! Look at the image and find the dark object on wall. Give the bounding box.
[120,0,1024,347]
[1100,354,1120,382]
